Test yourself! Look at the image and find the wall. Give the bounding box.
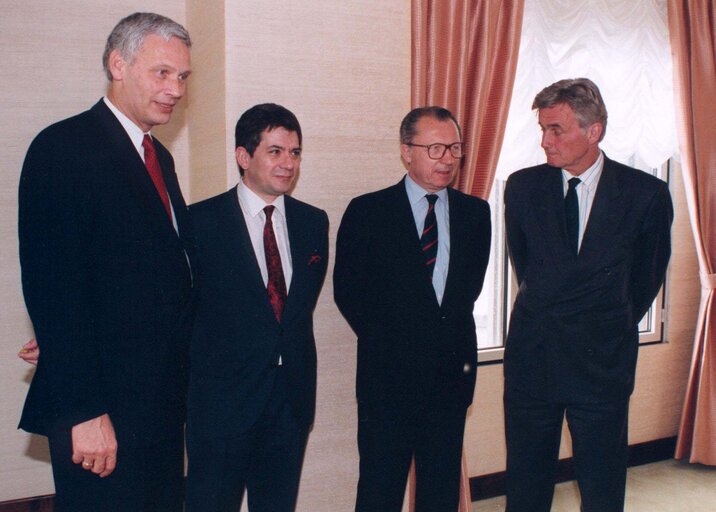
[0,0,700,509]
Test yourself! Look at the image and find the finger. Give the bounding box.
[91,457,106,475]
[71,451,84,465]
[100,455,117,478]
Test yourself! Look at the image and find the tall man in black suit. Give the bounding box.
[503,78,673,512]
[185,104,329,512]
[18,13,195,512]
[334,107,491,511]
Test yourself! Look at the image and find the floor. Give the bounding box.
[473,459,716,511]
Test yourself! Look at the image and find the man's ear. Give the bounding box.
[107,49,127,81]
[235,146,249,171]
[587,122,603,144]
[400,144,412,165]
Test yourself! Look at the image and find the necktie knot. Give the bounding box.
[264,205,275,220]
[568,177,581,192]
[426,194,438,207]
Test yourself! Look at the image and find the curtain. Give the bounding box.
[408,2,524,508]
[411,0,524,199]
[671,0,716,466]
[495,0,677,182]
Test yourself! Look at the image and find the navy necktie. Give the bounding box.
[421,194,439,276]
[565,177,581,254]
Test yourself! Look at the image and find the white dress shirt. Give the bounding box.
[562,151,604,251]
[236,180,293,292]
[405,175,450,304]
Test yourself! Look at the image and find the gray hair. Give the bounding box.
[102,12,191,81]
[532,78,608,141]
[400,106,462,144]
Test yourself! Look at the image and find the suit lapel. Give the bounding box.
[90,101,179,241]
[281,198,313,325]
[579,158,626,257]
[530,167,574,258]
[391,181,442,309]
[222,191,277,320]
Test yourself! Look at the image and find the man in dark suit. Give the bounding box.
[185,104,329,512]
[334,106,491,511]
[17,13,194,512]
[503,78,673,512]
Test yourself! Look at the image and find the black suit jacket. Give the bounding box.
[18,100,195,439]
[334,179,491,410]
[187,188,328,438]
[504,156,673,403]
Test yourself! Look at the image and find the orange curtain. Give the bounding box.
[408,1,524,509]
[412,0,524,199]
[670,0,716,465]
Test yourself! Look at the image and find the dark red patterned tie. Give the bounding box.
[142,134,172,218]
[263,206,287,322]
[421,194,439,276]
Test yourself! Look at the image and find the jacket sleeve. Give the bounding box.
[630,181,673,321]
[333,198,373,338]
[19,129,112,430]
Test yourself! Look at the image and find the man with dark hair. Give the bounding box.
[503,78,673,512]
[185,103,328,512]
[334,106,491,511]
[18,12,194,512]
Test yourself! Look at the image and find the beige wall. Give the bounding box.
[0,0,700,509]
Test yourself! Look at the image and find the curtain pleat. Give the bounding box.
[670,0,716,466]
[411,0,524,199]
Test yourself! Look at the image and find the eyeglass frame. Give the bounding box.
[404,142,465,160]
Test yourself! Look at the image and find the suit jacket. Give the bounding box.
[334,179,491,410]
[503,156,673,403]
[18,100,195,439]
[187,188,328,438]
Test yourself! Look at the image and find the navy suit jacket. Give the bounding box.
[187,188,328,438]
[504,156,673,402]
[334,179,491,410]
[19,100,195,439]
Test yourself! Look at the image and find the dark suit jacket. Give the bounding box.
[504,156,673,403]
[187,188,328,438]
[18,100,195,440]
[334,179,491,410]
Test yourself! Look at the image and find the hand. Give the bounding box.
[71,413,118,478]
[18,339,39,365]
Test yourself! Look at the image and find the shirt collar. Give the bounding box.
[103,96,147,154]
[404,174,449,206]
[562,150,604,190]
[237,179,286,218]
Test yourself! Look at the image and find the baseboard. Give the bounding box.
[0,437,677,510]
[0,495,54,512]
[470,435,677,501]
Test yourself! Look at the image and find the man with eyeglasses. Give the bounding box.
[334,106,491,511]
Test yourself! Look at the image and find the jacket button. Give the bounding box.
[463,363,472,374]
[586,348,594,356]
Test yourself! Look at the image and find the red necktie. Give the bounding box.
[263,206,287,322]
[142,134,172,219]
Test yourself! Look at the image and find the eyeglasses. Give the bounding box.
[405,142,465,160]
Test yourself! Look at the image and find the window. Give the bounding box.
[473,0,677,362]
[475,162,670,361]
